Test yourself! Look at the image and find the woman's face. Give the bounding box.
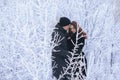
[70,25,76,33]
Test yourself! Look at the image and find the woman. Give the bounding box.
[67,21,87,79]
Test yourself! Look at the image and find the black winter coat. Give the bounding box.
[51,23,71,79]
[67,33,87,79]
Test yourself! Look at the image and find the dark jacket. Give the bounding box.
[51,23,71,79]
[67,32,87,78]
[67,32,85,54]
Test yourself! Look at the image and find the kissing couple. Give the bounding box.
[52,17,87,80]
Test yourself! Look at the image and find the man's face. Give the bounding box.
[63,24,70,30]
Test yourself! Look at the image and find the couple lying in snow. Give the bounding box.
[51,17,87,80]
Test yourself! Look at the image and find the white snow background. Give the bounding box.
[0,0,120,80]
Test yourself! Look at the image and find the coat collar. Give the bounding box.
[55,23,67,34]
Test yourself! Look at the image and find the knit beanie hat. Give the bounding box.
[59,17,71,27]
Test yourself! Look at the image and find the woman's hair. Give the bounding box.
[70,21,77,31]
[68,21,82,37]
[68,21,76,37]
[71,21,82,32]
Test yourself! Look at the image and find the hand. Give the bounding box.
[78,24,82,32]
[82,31,87,35]
[82,31,87,39]
[83,35,88,39]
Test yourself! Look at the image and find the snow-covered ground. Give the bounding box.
[0,0,120,80]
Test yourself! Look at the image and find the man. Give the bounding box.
[51,17,71,80]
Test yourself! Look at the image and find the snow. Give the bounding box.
[0,0,120,80]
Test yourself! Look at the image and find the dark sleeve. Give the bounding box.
[52,31,71,58]
[67,39,74,52]
[53,47,71,58]
[77,37,85,53]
